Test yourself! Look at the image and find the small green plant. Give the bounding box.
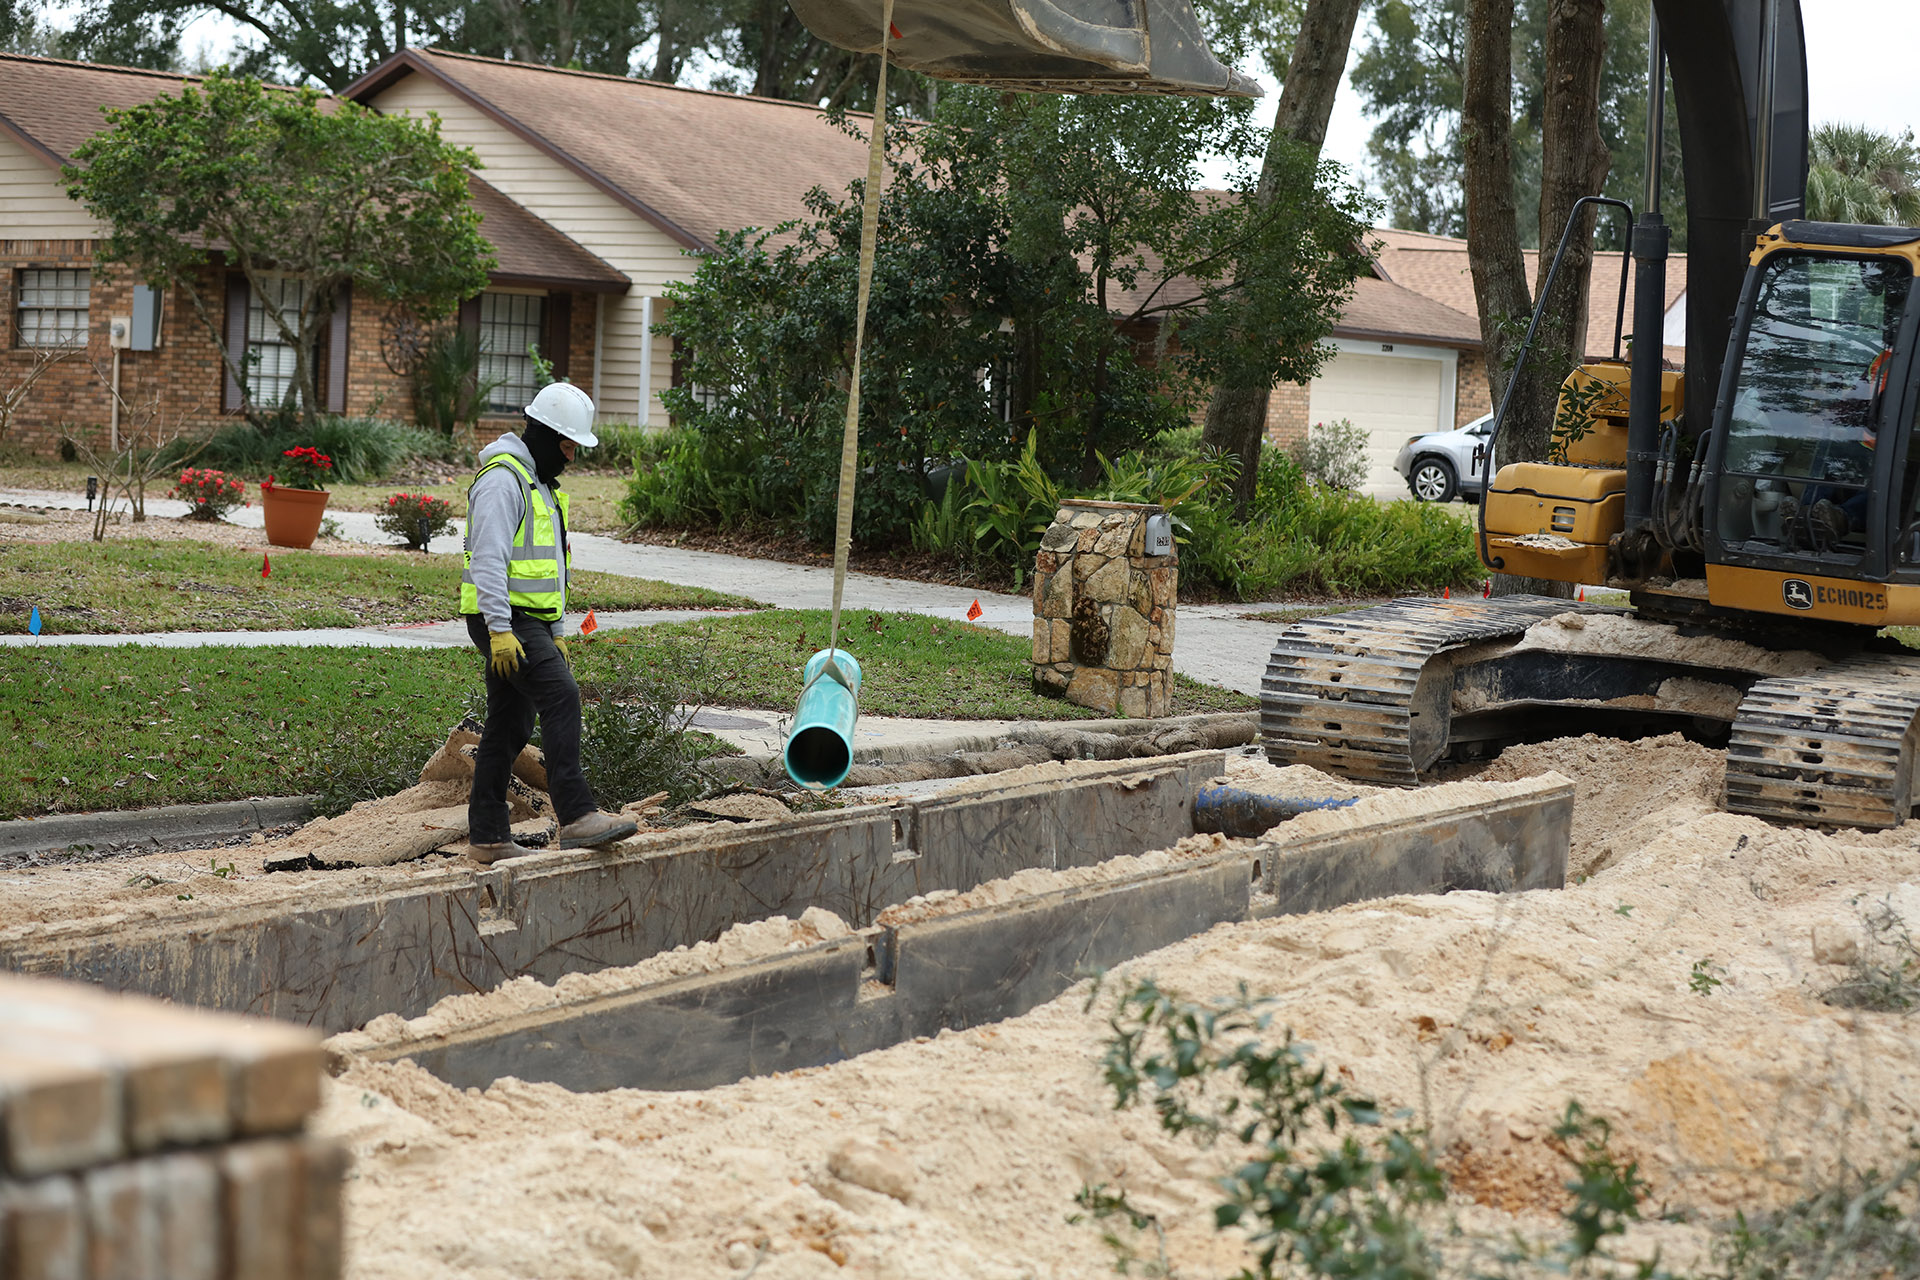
[412,327,501,438]
[1548,375,1615,464]
[375,491,458,549]
[1616,902,1636,917]
[1822,900,1920,1013]
[208,857,236,879]
[1714,1140,1920,1279]
[1290,418,1369,490]
[170,467,247,520]
[571,633,720,808]
[1690,958,1726,996]
[527,342,557,388]
[1086,978,1446,1279]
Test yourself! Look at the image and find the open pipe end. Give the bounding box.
[785,725,854,791]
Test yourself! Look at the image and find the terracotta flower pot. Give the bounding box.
[260,486,330,550]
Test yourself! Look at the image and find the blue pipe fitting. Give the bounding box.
[784,648,863,790]
[1192,784,1358,838]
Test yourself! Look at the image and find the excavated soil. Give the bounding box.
[315,733,1920,1279]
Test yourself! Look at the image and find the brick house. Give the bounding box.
[0,54,636,452]
[342,48,873,432]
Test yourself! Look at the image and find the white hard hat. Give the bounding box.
[525,382,597,447]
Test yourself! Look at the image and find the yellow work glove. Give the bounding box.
[488,630,526,678]
[557,636,573,667]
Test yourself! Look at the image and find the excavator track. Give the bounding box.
[1724,655,1920,829]
[1261,595,1614,785]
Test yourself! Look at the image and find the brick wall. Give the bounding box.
[342,296,420,422]
[1263,381,1311,452]
[1456,348,1492,426]
[4,246,606,457]
[0,244,235,456]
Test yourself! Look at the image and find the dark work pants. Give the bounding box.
[465,612,598,844]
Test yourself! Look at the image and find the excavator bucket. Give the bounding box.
[786,0,1262,96]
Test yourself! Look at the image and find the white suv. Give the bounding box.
[1393,412,1495,503]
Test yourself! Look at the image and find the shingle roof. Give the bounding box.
[0,52,240,166]
[1336,275,1481,347]
[0,53,621,293]
[467,176,627,292]
[1371,226,1690,362]
[345,48,875,251]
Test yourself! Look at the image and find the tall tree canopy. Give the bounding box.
[660,80,1372,545]
[1806,123,1920,226]
[1355,0,1684,247]
[66,70,492,428]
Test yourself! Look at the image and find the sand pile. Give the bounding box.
[318,732,1920,1279]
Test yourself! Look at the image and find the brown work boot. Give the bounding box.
[467,840,537,866]
[555,811,639,849]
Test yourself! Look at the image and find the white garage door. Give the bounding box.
[1307,353,1445,498]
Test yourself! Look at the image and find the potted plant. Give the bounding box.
[258,445,334,549]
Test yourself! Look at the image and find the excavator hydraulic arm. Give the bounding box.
[785,0,1261,96]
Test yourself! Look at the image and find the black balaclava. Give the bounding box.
[522,416,570,489]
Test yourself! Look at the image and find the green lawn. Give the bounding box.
[0,539,754,634]
[0,610,1254,818]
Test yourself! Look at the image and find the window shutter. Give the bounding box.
[545,293,571,382]
[223,273,250,412]
[325,285,351,412]
[458,295,480,335]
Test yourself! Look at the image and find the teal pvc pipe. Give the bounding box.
[784,648,863,790]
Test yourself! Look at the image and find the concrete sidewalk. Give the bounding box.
[0,487,1284,693]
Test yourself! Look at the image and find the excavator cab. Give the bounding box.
[785,0,1261,96]
[1704,223,1920,606]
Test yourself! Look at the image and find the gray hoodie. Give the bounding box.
[465,432,569,635]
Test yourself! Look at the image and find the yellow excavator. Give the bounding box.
[789,0,1920,829]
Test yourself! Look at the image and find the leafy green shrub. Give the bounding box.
[1291,417,1370,490]
[375,492,457,549]
[587,420,651,474]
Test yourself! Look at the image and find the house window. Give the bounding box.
[478,292,544,413]
[16,268,90,347]
[247,276,306,407]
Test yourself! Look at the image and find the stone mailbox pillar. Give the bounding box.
[1030,499,1177,718]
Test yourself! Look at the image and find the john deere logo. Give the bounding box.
[1782,579,1814,610]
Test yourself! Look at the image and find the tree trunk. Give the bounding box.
[1464,0,1607,598]
[1200,0,1366,512]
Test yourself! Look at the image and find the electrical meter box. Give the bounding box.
[1144,512,1175,557]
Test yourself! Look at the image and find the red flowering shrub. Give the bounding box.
[375,491,457,549]
[170,468,246,520]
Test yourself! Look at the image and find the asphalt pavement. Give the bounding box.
[0,487,1284,693]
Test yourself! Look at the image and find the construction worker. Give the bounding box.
[459,382,637,863]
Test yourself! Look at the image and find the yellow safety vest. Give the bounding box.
[459,452,571,622]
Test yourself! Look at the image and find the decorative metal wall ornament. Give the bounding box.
[380,306,432,376]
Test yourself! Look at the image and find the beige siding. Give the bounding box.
[370,75,689,429]
[0,132,99,238]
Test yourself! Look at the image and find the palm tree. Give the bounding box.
[1806,123,1920,226]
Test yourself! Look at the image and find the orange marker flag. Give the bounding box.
[261,553,271,578]
[580,608,599,636]
[966,599,983,621]
[1482,579,1492,598]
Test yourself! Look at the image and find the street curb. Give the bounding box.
[0,796,317,858]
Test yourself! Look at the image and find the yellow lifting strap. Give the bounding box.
[814,0,892,697]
